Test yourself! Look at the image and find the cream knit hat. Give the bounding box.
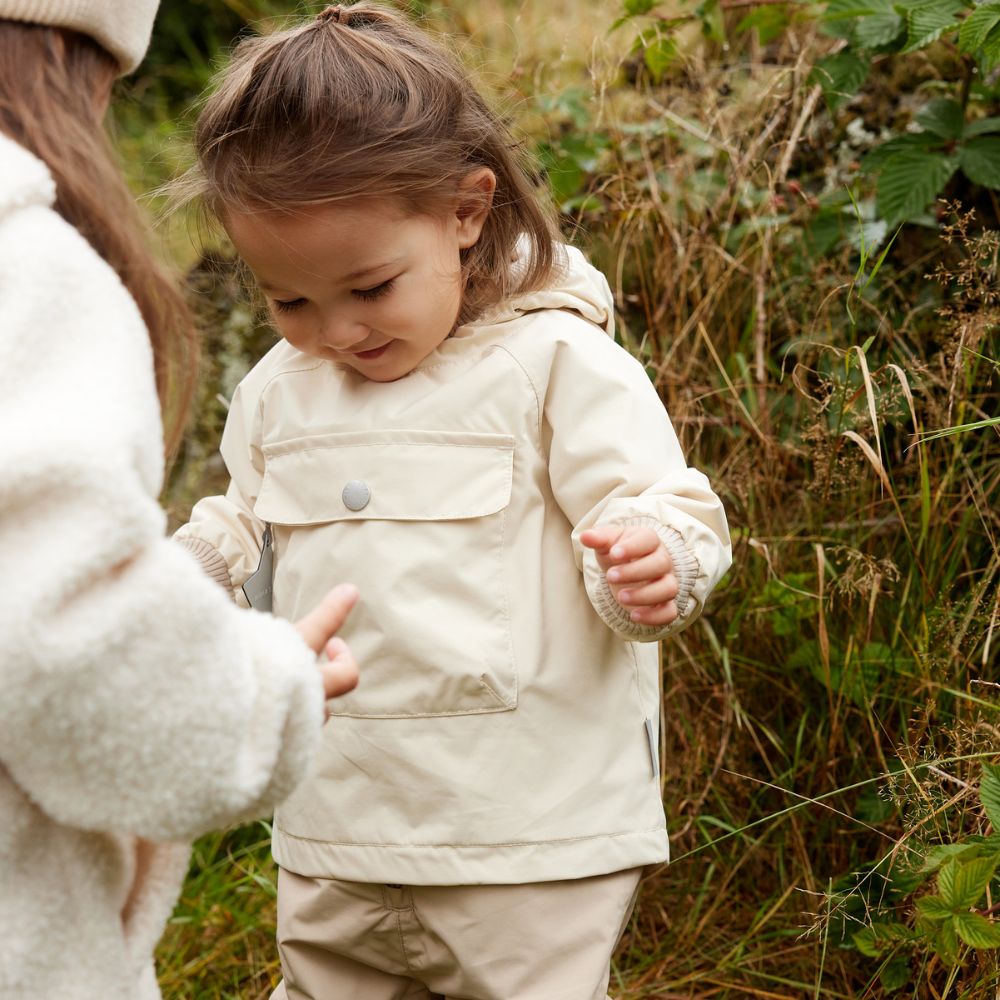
[0,0,159,74]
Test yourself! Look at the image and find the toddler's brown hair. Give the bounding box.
[187,2,560,324]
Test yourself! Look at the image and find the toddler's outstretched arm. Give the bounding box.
[540,320,732,642]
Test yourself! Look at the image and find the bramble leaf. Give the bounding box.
[940,856,998,910]
[959,136,1000,188]
[958,1,1000,53]
[876,149,956,225]
[809,50,870,110]
[917,894,954,920]
[980,763,1000,828]
[902,0,965,53]
[954,911,1000,950]
[964,116,1000,138]
[916,99,965,140]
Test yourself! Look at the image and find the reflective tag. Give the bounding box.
[645,717,660,780]
[242,525,273,612]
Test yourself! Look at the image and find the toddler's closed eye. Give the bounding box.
[353,278,396,302]
[273,297,307,313]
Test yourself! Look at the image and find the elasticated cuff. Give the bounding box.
[589,516,701,640]
[175,535,233,593]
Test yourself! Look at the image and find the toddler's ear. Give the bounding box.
[455,167,496,248]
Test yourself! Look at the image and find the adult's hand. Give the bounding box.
[294,584,360,700]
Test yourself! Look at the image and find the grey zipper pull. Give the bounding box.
[242,524,273,612]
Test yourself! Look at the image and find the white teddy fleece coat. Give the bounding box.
[0,134,326,998]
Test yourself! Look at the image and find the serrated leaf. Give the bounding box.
[917,894,955,920]
[854,3,906,48]
[903,0,965,52]
[862,132,939,172]
[810,50,870,110]
[853,926,883,956]
[876,149,957,225]
[948,856,998,909]
[939,859,961,908]
[981,764,1000,830]
[922,841,987,873]
[917,98,966,139]
[983,22,1000,68]
[880,955,911,992]
[964,115,1000,137]
[954,911,1000,949]
[959,136,1000,188]
[938,917,961,964]
[958,1,1000,53]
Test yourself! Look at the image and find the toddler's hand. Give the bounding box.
[294,584,360,703]
[580,525,679,627]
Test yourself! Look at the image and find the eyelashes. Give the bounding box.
[353,278,395,302]
[270,278,396,312]
[272,298,306,313]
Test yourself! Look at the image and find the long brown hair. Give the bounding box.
[183,2,559,325]
[0,20,197,461]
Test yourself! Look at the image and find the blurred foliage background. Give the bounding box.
[115,0,1000,996]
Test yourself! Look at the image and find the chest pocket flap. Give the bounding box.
[255,429,515,524]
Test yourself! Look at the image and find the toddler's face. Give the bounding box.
[225,194,484,382]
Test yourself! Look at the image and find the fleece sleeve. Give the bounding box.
[541,319,732,641]
[0,204,324,842]
[174,380,270,603]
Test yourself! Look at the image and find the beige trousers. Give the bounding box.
[269,866,643,1000]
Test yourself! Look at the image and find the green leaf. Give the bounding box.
[916,98,965,140]
[958,1,1000,53]
[902,0,965,52]
[854,2,906,48]
[643,35,679,82]
[939,859,961,908]
[959,136,1000,187]
[876,149,957,225]
[917,894,955,920]
[624,0,658,15]
[984,22,1000,69]
[945,856,998,909]
[980,764,1000,830]
[862,132,939,172]
[880,955,911,992]
[981,764,1000,828]
[964,115,1000,137]
[954,911,1000,949]
[938,916,961,964]
[809,50,870,110]
[737,5,790,45]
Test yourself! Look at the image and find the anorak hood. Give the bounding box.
[481,242,616,337]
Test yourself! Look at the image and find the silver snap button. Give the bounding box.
[342,480,371,511]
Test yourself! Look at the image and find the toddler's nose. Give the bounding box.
[321,316,369,351]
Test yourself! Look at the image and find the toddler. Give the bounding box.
[176,4,732,998]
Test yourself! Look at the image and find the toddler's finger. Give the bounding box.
[607,526,661,564]
[628,600,679,627]
[606,548,673,585]
[618,574,679,608]
[579,526,622,552]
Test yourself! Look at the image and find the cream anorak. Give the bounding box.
[0,133,327,999]
[177,244,732,885]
